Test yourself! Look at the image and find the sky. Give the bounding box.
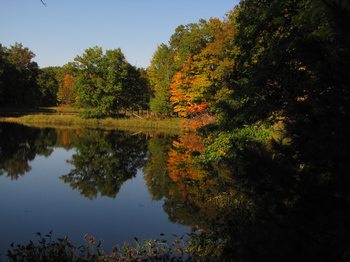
[0,0,240,69]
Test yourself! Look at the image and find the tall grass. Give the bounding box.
[0,111,182,130]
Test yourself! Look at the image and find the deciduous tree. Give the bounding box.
[0,43,39,106]
[148,44,175,116]
[169,13,237,130]
[74,46,148,118]
[37,66,60,106]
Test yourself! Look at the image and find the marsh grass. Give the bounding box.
[0,107,182,131]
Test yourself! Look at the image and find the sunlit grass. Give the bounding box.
[0,107,182,130]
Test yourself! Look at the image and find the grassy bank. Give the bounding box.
[0,107,182,131]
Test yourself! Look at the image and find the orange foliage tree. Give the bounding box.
[169,12,237,128]
[57,74,76,105]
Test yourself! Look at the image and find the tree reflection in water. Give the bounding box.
[2,122,349,261]
[0,122,56,180]
[145,132,350,262]
[60,129,148,200]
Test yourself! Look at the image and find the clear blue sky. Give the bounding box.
[0,0,240,69]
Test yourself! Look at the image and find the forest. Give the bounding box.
[1,0,350,260]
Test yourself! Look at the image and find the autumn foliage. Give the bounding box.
[170,15,237,119]
[57,74,76,105]
[167,133,233,221]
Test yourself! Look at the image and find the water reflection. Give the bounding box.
[145,133,235,229]
[161,133,350,261]
[0,122,189,257]
[60,129,148,199]
[1,122,349,261]
[0,122,56,180]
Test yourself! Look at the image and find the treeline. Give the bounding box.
[0,44,151,118]
[2,0,349,130]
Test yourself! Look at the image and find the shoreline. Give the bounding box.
[0,115,182,132]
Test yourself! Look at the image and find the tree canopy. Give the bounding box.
[0,43,39,106]
[73,46,150,118]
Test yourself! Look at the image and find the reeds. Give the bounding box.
[4,231,187,262]
[0,114,182,130]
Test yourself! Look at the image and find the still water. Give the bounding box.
[0,122,190,257]
[2,121,350,261]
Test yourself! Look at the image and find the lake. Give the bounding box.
[0,122,191,258]
[1,121,350,261]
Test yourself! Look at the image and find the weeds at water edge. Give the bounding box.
[3,231,188,262]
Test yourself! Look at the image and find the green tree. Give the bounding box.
[0,44,8,104]
[37,66,60,106]
[148,44,175,116]
[119,64,151,112]
[169,21,209,69]
[74,46,147,118]
[4,43,39,106]
[137,67,152,113]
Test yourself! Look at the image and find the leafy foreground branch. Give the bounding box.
[2,230,222,262]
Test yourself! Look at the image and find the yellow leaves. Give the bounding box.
[174,52,180,62]
[172,141,181,148]
[170,57,213,117]
[58,74,76,105]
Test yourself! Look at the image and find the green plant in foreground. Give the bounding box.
[6,231,86,262]
[4,231,188,262]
